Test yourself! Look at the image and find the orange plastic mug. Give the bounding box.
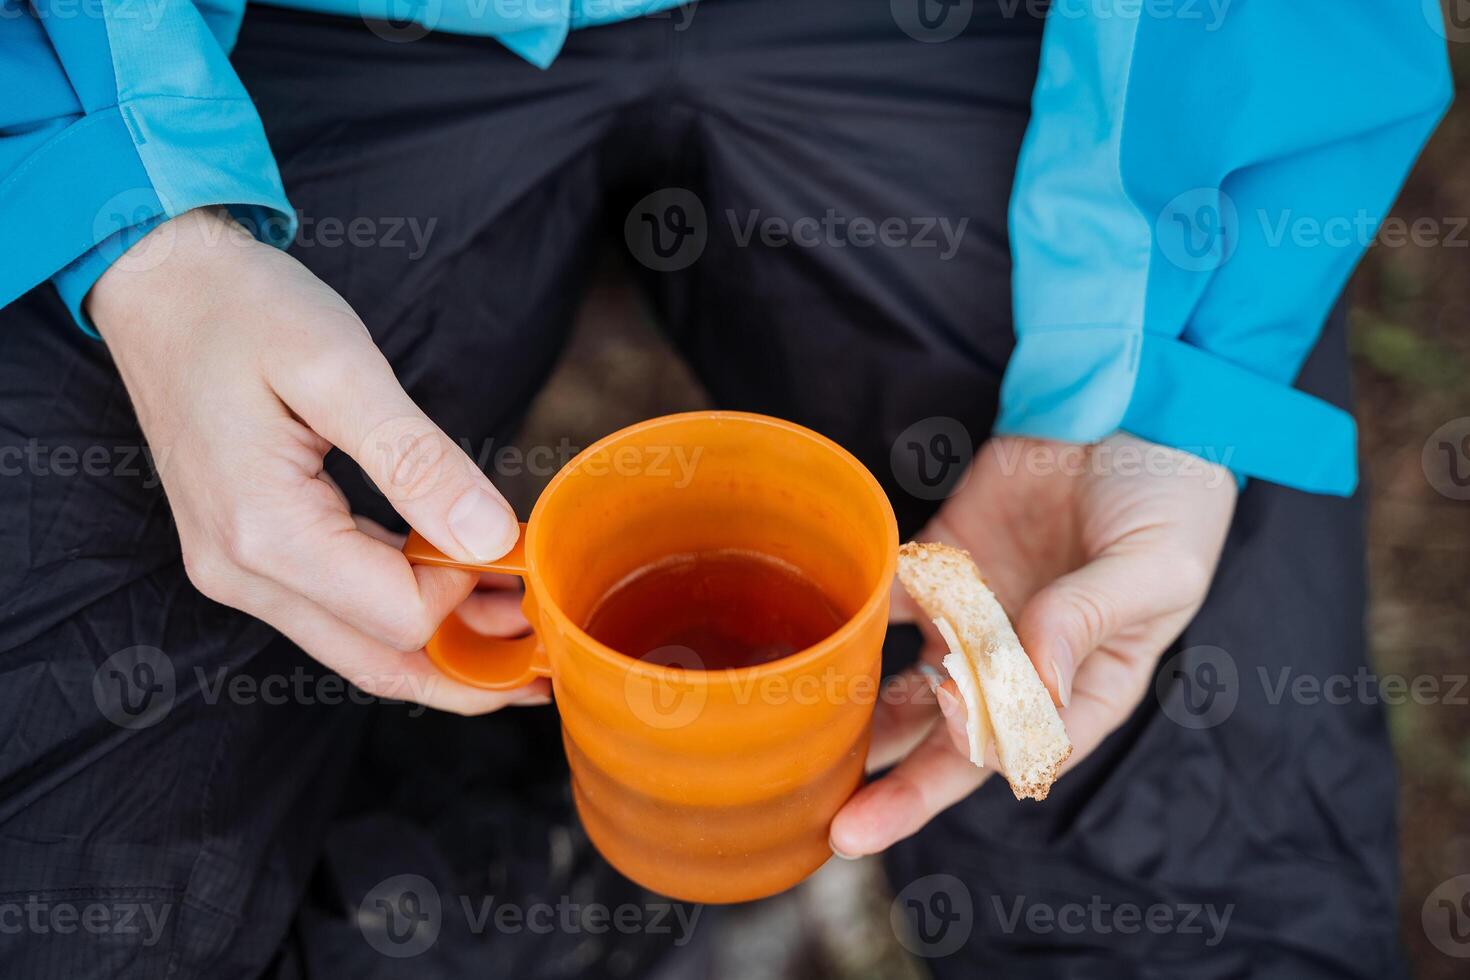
[403,411,898,903]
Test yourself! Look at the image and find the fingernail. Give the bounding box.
[829,838,861,860]
[918,662,944,693]
[1051,643,1073,708]
[936,685,962,720]
[448,489,517,562]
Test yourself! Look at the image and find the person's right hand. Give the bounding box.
[88,207,549,714]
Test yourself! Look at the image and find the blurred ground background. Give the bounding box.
[1353,24,1470,980]
[498,30,1470,980]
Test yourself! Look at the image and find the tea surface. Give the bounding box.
[583,550,845,670]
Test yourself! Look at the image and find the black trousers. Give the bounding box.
[0,1,1401,977]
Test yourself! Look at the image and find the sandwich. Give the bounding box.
[896,541,1072,800]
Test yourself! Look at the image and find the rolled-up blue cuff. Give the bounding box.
[52,212,170,338]
[0,96,295,333]
[996,326,1357,496]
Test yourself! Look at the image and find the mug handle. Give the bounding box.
[403,524,552,691]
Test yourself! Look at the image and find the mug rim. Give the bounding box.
[523,410,899,686]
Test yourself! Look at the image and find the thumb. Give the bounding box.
[275,336,519,564]
[1015,547,1202,708]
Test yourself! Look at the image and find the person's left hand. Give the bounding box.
[829,432,1237,857]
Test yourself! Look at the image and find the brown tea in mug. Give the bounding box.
[583,550,846,670]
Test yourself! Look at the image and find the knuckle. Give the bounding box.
[367,423,460,504]
[379,608,438,653]
[295,344,366,397]
[182,548,236,604]
[217,507,278,574]
[1171,552,1214,601]
[389,430,455,502]
[1062,584,1114,648]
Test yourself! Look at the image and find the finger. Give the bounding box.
[245,572,551,714]
[1016,545,1205,709]
[476,570,522,591]
[353,513,530,654]
[888,577,919,624]
[321,502,523,655]
[835,641,1160,860]
[867,664,944,771]
[318,470,353,512]
[353,513,404,547]
[830,722,991,858]
[241,475,482,652]
[313,505,490,652]
[835,645,1155,859]
[934,682,970,757]
[270,332,519,564]
[455,590,531,637]
[359,513,526,643]
[355,512,525,635]
[1059,643,1157,761]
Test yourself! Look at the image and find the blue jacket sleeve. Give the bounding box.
[997,4,1453,495]
[0,0,296,332]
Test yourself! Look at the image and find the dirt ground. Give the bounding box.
[503,36,1470,977]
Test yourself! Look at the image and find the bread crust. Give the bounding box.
[897,541,1072,800]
